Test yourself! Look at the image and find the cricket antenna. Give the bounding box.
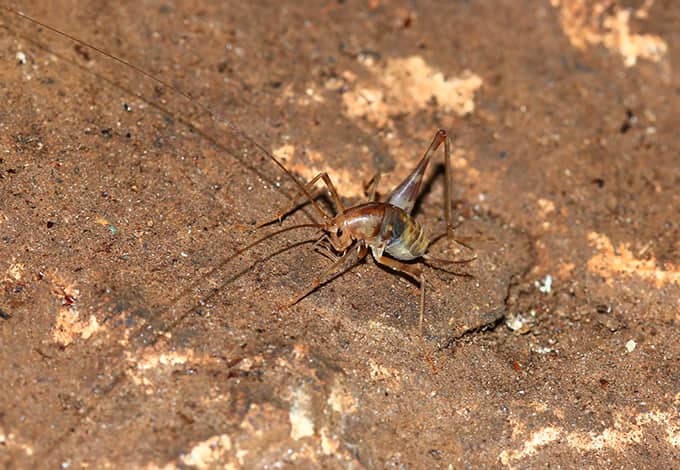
[2,5,331,224]
[233,223,324,259]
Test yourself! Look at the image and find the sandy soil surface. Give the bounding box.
[0,1,678,468]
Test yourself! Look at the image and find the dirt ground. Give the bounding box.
[0,0,678,468]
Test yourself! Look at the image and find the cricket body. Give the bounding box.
[4,7,467,333]
[258,129,459,333]
[326,132,447,265]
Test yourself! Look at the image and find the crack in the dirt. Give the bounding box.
[440,224,538,350]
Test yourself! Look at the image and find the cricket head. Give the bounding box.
[326,216,353,252]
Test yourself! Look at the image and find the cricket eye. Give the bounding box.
[336,228,343,237]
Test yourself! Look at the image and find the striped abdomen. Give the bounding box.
[382,205,428,260]
[339,202,430,261]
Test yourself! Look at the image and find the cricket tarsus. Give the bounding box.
[6,7,477,335]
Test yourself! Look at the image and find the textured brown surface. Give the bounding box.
[0,1,678,468]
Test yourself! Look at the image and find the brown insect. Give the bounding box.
[237,128,474,332]
[6,7,474,333]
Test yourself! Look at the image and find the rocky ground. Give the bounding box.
[0,0,678,468]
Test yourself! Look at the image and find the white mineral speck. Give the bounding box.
[535,274,552,294]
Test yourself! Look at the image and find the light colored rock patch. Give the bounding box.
[275,56,481,200]
[328,379,357,414]
[179,434,237,469]
[587,231,680,288]
[499,426,561,466]
[289,386,315,440]
[550,0,668,67]
[342,55,482,128]
[0,426,35,457]
[273,144,367,199]
[48,276,103,346]
[499,407,680,467]
[125,350,222,391]
[52,310,101,346]
[5,261,24,282]
[340,55,481,196]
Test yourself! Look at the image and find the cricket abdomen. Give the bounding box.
[337,202,429,261]
[382,205,429,261]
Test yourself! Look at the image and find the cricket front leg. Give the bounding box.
[253,172,346,229]
[364,172,382,202]
[288,241,368,307]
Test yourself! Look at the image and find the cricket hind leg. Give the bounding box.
[430,219,495,256]
[422,253,476,281]
[424,229,484,280]
[419,132,479,268]
[374,254,439,374]
[440,135,495,247]
[253,172,346,229]
[442,132,455,239]
[373,255,427,334]
[388,129,448,215]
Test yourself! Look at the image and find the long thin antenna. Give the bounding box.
[2,5,331,223]
[233,223,324,259]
